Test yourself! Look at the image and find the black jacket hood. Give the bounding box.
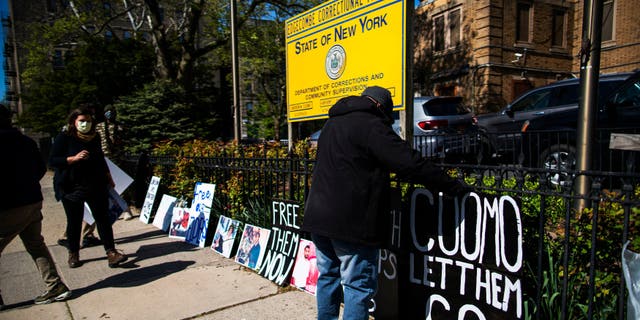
[329,96,387,121]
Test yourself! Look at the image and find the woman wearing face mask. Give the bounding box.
[49,106,127,268]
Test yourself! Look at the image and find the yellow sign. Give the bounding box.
[285,0,406,122]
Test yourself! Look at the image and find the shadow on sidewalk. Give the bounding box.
[114,229,168,245]
[79,240,199,267]
[1,260,196,310]
[70,260,196,298]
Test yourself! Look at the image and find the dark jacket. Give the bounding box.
[0,128,46,210]
[49,132,110,201]
[302,96,460,246]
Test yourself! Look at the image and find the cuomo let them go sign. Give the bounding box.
[285,0,407,122]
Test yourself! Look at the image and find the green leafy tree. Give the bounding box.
[241,17,287,140]
[19,0,322,139]
[19,35,154,135]
[115,80,225,154]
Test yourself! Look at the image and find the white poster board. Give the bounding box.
[152,194,178,231]
[139,176,161,224]
[105,157,133,194]
[83,157,133,224]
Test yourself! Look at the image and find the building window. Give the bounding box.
[516,3,532,43]
[602,0,614,42]
[124,31,132,39]
[449,9,460,48]
[432,8,461,52]
[105,30,113,40]
[551,9,566,47]
[434,15,445,51]
[436,84,456,96]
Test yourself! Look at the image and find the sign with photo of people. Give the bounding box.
[211,215,240,258]
[289,238,318,295]
[235,224,271,271]
[185,182,216,248]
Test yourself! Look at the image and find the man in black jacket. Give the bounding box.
[0,105,71,308]
[302,86,468,319]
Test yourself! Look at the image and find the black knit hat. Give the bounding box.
[362,86,393,122]
[361,86,393,109]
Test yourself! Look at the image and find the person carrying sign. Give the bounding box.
[302,86,471,319]
[49,106,127,269]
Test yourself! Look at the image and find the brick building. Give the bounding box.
[414,0,640,114]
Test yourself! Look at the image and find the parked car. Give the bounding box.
[309,96,478,160]
[521,70,640,183]
[408,96,478,159]
[476,72,634,165]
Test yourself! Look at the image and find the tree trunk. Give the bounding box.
[144,0,175,80]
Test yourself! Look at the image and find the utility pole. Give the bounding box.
[574,0,602,212]
[403,0,414,145]
[230,0,241,142]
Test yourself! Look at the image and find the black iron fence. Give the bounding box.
[121,131,640,319]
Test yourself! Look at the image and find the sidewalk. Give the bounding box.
[0,171,317,320]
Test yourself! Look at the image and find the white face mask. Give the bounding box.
[76,120,92,134]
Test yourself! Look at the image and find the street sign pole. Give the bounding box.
[574,0,602,212]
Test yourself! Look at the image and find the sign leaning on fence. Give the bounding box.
[258,200,302,285]
[139,176,161,223]
[285,0,407,122]
[185,182,216,248]
[152,194,178,232]
[401,190,524,319]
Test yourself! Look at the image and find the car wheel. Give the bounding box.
[539,144,576,186]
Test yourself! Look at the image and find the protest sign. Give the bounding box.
[236,224,271,271]
[258,200,302,285]
[139,176,161,223]
[396,189,524,319]
[211,215,240,258]
[289,238,318,295]
[152,194,177,231]
[185,182,216,247]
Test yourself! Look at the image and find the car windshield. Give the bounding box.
[611,77,640,106]
[422,101,467,116]
[510,89,553,112]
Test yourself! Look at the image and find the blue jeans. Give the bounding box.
[312,234,378,320]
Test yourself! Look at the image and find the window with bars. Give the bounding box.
[551,8,566,47]
[432,8,461,52]
[602,0,614,42]
[516,3,532,43]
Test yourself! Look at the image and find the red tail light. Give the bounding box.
[417,120,449,130]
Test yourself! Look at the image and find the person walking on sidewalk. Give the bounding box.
[95,105,133,221]
[0,105,71,308]
[302,86,471,320]
[49,106,127,269]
